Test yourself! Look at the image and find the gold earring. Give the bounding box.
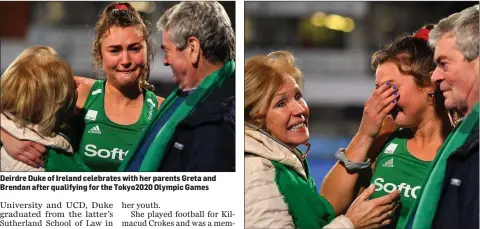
[428,93,435,105]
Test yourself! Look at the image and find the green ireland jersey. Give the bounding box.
[369,128,431,229]
[76,80,158,172]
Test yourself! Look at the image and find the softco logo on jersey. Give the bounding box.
[84,144,128,160]
[146,98,156,120]
[373,177,421,199]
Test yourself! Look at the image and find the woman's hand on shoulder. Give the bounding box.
[74,76,95,109]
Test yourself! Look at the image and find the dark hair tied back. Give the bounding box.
[92,2,155,91]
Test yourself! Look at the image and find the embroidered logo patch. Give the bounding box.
[381,158,394,168]
[450,178,462,186]
[88,125,101,134]
[384,143,398,154]
[85,110,98,121]
[174,142,184,150]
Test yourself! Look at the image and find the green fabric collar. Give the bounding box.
[118,59,235,171]
[271,160,336,228]
[406,103,479,228]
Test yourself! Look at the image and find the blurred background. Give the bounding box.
[0,1,235,98]
[245,1,477,186]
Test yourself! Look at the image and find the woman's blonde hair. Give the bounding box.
[1,45,76,137]
[244,51,303,129]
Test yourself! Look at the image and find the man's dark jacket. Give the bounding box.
[157,72,235,172]
[432,124,479,229]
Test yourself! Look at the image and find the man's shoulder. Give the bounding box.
[451,124,479,158]
[182,76,235,127]
[202,73,235,105]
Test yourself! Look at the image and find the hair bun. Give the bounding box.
[415,28,430,42]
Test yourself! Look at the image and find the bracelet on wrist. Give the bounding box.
[335,148,371,171]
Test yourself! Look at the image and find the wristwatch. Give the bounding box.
[335,148,371,171]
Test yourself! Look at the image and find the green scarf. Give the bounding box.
[405,103,479,228]
[118,59,235,172]
[271,160,336,229]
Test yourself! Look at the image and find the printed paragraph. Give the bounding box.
[0,201,114,227]
[121,201,236,227]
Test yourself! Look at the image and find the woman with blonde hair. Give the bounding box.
[0,45,81,171]
[244,50,400,229]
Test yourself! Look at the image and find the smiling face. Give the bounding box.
[100,26,146,87]
[431,33,479,113]
[161,30,193,89]
[264,75,310,148]
[375,62,433,128]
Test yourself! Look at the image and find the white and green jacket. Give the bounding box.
[244,123,354,229]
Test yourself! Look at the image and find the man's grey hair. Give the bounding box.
[157,1,235,64]
[429,4,479,61]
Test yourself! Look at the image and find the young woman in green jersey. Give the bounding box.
[321,25,457,229]
[72,3,164,171]
[1,3,163,171]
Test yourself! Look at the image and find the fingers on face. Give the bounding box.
[378,85,398,101]
[381,90,399,107]
[374,88,399,112]
[378,100,398,118]
[373,82,391,98]
[370,86,398,118]
[373,82,397,100]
